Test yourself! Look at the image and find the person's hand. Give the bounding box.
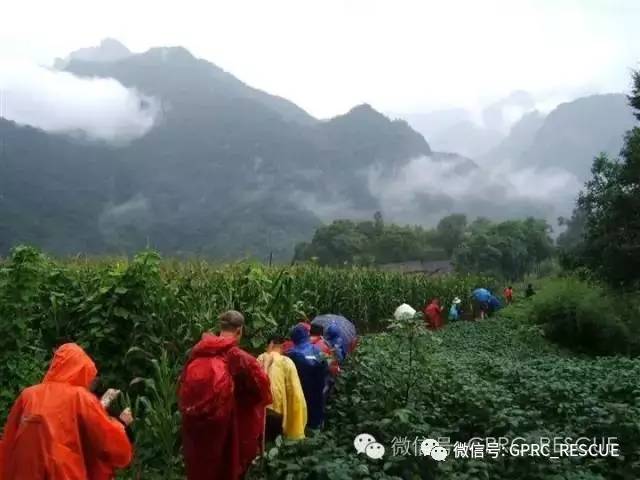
[119,408,134,427]
[100,388,120,408]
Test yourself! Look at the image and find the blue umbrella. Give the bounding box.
[311,314,357,356]
[472,288,491,303]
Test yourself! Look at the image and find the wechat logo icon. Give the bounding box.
[354,433,386,460]
[420,438,449,462]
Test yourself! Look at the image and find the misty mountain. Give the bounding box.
[1,41,449,260]
[2,39,634,260]
[430,121,503,159]
[480,110,546,164]
[54,38,132,69]
[518,94,636,181]
[401,91,536,159]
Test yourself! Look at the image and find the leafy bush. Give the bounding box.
[529,278,631,355]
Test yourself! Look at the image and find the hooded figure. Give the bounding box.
[281,322,310,354]
[286,324,328,429]
[257,337,307,440]
[324,324,346,363]
[0,343,132,480]
[449,297,462,321]
[487,295,502,315]
[179,331,272,480]
[424,298,444,329]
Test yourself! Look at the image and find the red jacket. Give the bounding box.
[179,334,272,480]
[424,302,444,330]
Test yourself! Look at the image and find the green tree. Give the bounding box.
[570,70,640,285]
[453,218,553,280]
[435,214,467,257]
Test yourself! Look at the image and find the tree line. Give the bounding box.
[293,212,554,280]
[558,70,640,288]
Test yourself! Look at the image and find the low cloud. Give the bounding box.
[0,60,157,142]
[367,155,581,227]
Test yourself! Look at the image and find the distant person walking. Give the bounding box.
[448,297,462,321]
[472,288,491,320]
[504,286,514,304]
[179,310,272,480]
[424,298,444,329]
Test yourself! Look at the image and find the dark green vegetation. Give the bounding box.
[250,298,640,480]
[2,246,639,479]
[530,277,640,356]
[3,244,638,479]
[453,217,554,280]
[0,245,484,478]
[293,213,448,266]
[559,71,640,287]
[296,213,554,281]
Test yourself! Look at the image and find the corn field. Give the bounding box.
[0,245,490,478]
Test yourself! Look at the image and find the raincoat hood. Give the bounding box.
[43,343,97,388]
[189,333,237,360]
[291,324,311,345]
[325,324,340,342]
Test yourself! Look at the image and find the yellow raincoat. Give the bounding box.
[257,351,307,439]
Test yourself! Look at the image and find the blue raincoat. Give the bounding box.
[488,295,502,313]
[325,324,346,363]
[286,324,329,429]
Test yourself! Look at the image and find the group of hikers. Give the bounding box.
[0,310,356,480]
[0,284,537,479]
[396,283,535,329]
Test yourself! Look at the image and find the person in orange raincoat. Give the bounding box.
[0,343,133,480]
[423,298,444,330]
[179,310,272,480]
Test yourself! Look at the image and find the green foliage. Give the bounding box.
[294,213,448,266]
[436,214,467,256]
[249,306,640,479]
[563,70,640,287]
[0,246,48,418]
[0,245,486,463]
[454,218,554,280]
[530,278,633,355]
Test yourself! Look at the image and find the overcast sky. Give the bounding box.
[1,0,640,118]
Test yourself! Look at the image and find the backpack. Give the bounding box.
[179,355,234,421]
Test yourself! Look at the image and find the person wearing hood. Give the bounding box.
[309,324,340,376]
[257,335,307,441]
[324,324,346,363]
[286,323,329,430]
[487,295,502,316]
[0,343,133,480]
[472,287,492,320]
[448,297,462,321]
[281,321,310,354]
[179,310,272,480]
[423,298,444,329]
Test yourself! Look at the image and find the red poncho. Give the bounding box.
[424,301,444,330]
[0,343,132,480]
[179,334,272,480]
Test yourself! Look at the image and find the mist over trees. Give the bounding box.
[560,71,640,286]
